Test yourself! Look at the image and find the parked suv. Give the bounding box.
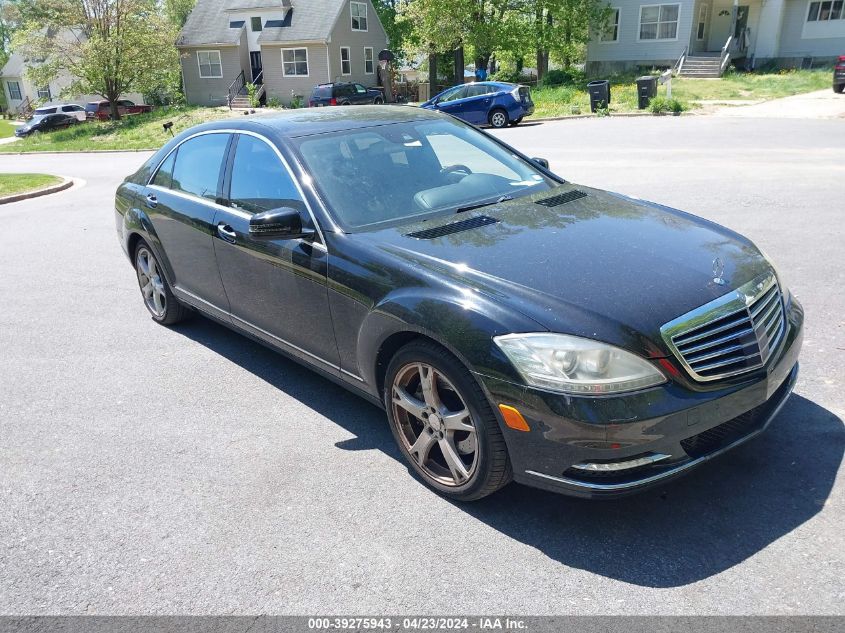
[421,81,534,128]
[308,82,384,107]
[86,99,153,121]
[834,55,845,94]
[32,103,87,122]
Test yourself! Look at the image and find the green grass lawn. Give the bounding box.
[0,106,241,153]
[0,120,17,138]
[531,68,834,118]
[0,173,63,197]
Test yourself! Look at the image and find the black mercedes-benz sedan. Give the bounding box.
[115,106,803,500]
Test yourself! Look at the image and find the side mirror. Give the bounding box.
[248,207,310,239]
[531,157,550,169]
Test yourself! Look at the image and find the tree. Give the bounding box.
[372,0,411,62]
[0,0,22,68]
[14,0,180,119]
[163,0,195,28]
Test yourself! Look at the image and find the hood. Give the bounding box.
[361,184,772,356]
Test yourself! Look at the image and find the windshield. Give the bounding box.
[293,118,558,231]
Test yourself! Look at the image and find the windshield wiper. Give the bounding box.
[456,195,513,214]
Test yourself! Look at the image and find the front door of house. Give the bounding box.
[250,52,263,83]
[693,3,710,53]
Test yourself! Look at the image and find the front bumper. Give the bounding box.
[477,297,804,498]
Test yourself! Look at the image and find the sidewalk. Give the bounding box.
[712,89,845,119]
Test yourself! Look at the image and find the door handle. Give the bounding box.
[145,193,157,209]
[217,222,237,243]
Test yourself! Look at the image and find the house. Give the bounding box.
[586,0,845,76]
[2,46,144,117]
[177,0,389,106]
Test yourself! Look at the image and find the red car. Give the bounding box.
[85,99,153,121]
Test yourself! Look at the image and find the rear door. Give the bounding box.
[352,84,370,104]
[212,133,340,369]
[143,132,232,318]
[461,84,495,124]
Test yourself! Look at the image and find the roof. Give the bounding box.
[182,105,442,139]
[1,53,25,78]
[178,0,346,47]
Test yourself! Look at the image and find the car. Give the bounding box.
[834,55,845,93]
[115,106,803,501]
[308,82,385,107]
[15,112,78,137]
[32,103,87,122]
[421,81,534,128]
[86,99,153,120]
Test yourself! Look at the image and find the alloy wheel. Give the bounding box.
[391,362,479,486]
[136,247,167,318]
[490,111,507,128]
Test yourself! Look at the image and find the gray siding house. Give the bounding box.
[177,0,389,106]
[587,0,845,75]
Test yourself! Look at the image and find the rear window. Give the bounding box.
[35,107,57,115]
[311,86,332,99]
[85,103,102,112]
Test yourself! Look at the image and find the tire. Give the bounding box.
[488,108,509,129]
[509,117,523,126]
[834,83,844,94]
[134,240,192,325]
[373,97,384,105]
[384,340,512,500]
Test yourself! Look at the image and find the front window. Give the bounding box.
[7,81,22,101]
[639,4,680,40]
[438,85,467,103]
[340,47,351,75]
[228,134,305,214]
[197,50,222,78]
[282,48,309,76]
[293,118,557,231]
[351,1,368,30]
[364,47,374,74]
[250,16,262,31]
[807,0,844,21]
[600,8,620,41]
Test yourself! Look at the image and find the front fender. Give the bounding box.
[115,182,176,287]
[355,286,546,394]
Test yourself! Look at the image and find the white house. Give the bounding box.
[587,0,845,76]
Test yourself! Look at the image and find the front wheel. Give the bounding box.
[834,83,844,94]
[134,241,192,325]
[488,108,509,129]
[373,97,384,104]
[384,341,512,500]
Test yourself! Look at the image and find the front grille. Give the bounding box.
[661,272,786,381]
[406,215,499,239]
[681,398,773,459]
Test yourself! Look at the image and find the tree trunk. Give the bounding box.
[428,47,437,93]
[107,81,121,121]
[454,45,464,86]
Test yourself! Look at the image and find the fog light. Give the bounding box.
[571,453,671,472]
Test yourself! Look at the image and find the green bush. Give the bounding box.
[649,96,687,114]
[267,96,282,109]
[490,69,535,84]
[540,69,584,87]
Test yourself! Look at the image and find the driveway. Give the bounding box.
[0,116,843,615]
[713,88,845,119]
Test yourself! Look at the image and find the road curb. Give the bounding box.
[0,176,73,205]
[530,111,688,122]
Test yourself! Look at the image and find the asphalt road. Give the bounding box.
[1,115,843,615]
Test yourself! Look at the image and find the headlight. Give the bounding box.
[493,333,666,394]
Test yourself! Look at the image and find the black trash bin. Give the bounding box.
[636,75,658,109]
[587,80,610,113]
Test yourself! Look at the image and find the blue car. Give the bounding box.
[421,81,534,128]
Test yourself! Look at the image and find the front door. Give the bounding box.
[144,132,232,316]
[212,133,340,369]
[693,3,709,53]
[250,52,263,83]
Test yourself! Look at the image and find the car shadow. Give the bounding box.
[174,315,844,589]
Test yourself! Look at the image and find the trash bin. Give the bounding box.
[587,80,611,112]
[636,75,658,109]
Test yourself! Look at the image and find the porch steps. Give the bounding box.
[230,96,252,109]
[679,56,725,78]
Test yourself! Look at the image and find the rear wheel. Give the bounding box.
[384,340,512,500]
[134,241,192,325]
[834,83,844,94]
[373,97,384,104]
[488,108,509,128]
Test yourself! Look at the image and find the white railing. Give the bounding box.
[673,46,688,76]
[719,36,733,75]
